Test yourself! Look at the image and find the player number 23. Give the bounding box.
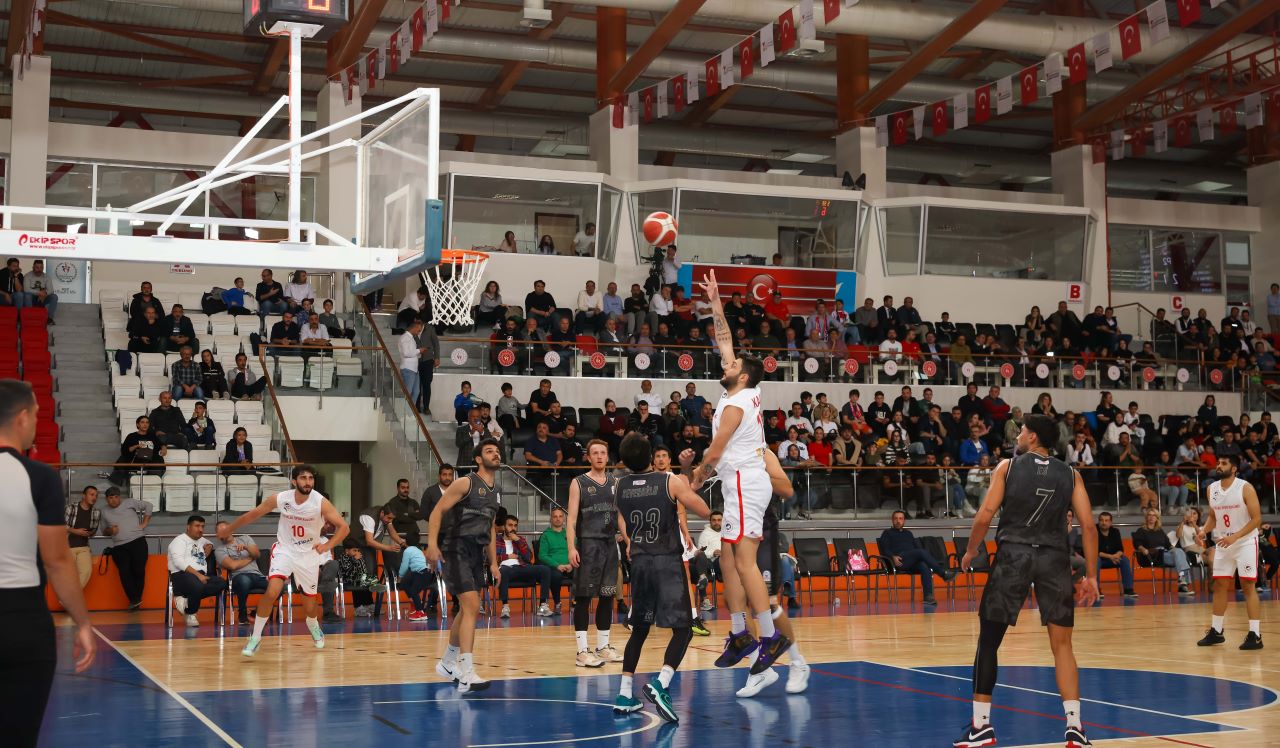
[628,508,661,544]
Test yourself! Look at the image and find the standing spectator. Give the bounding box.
[416,318,439,416]
[0,257,28,308]
[575,280,604,333]
[255,268,287,315]
[128,281,164,323]
[149,390,189,449]
[495,514,554,617]
[184,400,217,450]
[1268,283,1280,335]
[128,306,164,353]
[99,486,153,610]
[212,521,269,624]
[524,279,558,330]
[572,223,597,256]
[221,427,254,474]
[229,352,267,401]
[660,246,681,287]
[283,269,314,312]
[399,319,426,408]
[161,304,198,353]
[386,478,424,550]
[65,486,101,587]
[220,277,254,315]
[23,259,58,323]
[170,346,203,401]
[876,295,898,338]
[475,281,507,329]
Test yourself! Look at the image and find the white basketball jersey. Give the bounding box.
[277,489,326,550]
[714,385,766,472]
[1208,477,1256,541]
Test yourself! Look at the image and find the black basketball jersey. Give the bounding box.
[442,473,501,551]
[617,471,681,557]
[996,451,1076,551]
[574,473,618,540]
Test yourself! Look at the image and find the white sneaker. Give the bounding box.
[736,667,779,698]
[306,618,325,649]
[537,603,554,617]
[576,650,606,668]
[185,614,200,628]
[962,504,978,518]
[457,669,491,694]
[700,598,714,612]
[173,596,188,615]
[595,645,623,663]
[354,605,373,617]
[436,660,458,681]
[785,663,810,694]
[500,604,511,619]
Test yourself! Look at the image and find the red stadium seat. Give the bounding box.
[19,307,47,327]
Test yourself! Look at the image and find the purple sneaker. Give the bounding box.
[714,630,760,668]
[750,633,793,675]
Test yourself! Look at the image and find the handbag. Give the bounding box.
[846,548,869,572]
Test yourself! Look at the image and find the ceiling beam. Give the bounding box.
[46,9,257,72]
[853,0,1012,114]
[252,38,290,95]
[6,0,35,68]
[477,3,571,110]
[682,85,741,127]
[1075,0,1280,131]
[606,0,706,94]
[142,73,257,89]
[326,0,389,75]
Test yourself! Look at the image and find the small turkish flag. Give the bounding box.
[388,32,399,73]
[777,9,797,53]
[704,57,720,96]
[824,0,840,23]
[641,87,656,123]
[366,49,378,90]
[891,111,909,145]
[673,74,687,113]
[1220,105,1237,134]
[1118,14,1142,59]
[1066,44,1087,84]
[1091,137,1106,164]
[441,0,450,21]
[974,85,991,124]
[1130,130,1147,157]
[612,95,625,128]
[738,37,755,79]
[1173,117,1193,147]
[412,6,425,52]
[931,100,948,136]
[1019,67,1038,105]
[1177,0,1200,26]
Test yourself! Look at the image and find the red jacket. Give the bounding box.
[495,534,533,566]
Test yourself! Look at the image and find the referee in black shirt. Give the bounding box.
[0,380,95,745]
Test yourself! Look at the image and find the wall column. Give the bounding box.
[1052,145,1109,309]
[9,55,51,229]
[588,7,637,181]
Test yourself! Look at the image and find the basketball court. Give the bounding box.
[41,596,1278,747]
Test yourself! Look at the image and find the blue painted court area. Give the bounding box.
[41,629,1275,748]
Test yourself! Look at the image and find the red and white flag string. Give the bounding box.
[329,0,461,103]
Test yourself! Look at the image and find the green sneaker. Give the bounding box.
[643,677,679,724]
[241,635,261,657]
[691,618,711,637]
[306,618,325,649]
[613,694,643,716]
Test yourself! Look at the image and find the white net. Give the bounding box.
[424,251,488,326]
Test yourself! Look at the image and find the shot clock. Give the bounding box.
[244,0,349,39]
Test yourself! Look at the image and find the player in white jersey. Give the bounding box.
[222,464,349,656]
[695,269,793,676]
[1197,454,1264,650]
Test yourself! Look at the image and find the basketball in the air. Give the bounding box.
[643,211,678,246]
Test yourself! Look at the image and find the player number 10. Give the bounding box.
[293,525,306,538]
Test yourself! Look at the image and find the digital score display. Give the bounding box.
[244,0,349,40]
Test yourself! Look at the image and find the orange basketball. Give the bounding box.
[642,211,678,246]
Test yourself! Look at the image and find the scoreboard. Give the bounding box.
[244,0,349,39]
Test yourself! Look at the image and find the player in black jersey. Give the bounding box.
[426,439,503,695]
[655,445,712,637]
[612,433,711,724]
[954,415,1099,748]
[567,440,622,667]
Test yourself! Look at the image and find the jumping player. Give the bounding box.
[696,269,790,674]
[426,439,504,694]
[1197,454,1264,650]
[225,464,349,657]
[612,433,711,724]
[567,439,622,668]
[954,415,1099,748]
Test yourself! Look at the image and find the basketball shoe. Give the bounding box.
[714,630,759,667]
[1064,726,1093,747]
[750,633,793,674]
[241,635,262,658]
[643,677,678,724]
[952,722,996,747]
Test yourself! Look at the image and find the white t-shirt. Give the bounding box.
[398,294,423,313]
[785,416,813,434]
[777,440,809,460]
[398,333,420,373]
[696,525,721,559]
[649,294,673,315]
[694,300,713,320]
[878,339,903,361]
[714,386,765,472]
[500,539,520,567]
[572,231,596,255]
[634,391,663,412]
[167,532,213,574]
[300,324,329,342]
[285,282,315,303]
[577,290,602,313]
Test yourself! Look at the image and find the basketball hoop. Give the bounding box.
[424,249,488,326]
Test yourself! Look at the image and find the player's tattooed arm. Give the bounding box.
[699,269,735,362]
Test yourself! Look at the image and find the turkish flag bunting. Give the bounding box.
[1019,67,1038,106]
[389,32,400,73]
[1091,137,1107,164]
[345,67,358,100]
[1177,0,1200,26]
[412,6,425,52]
[1130,130,1147,157]
[612,96,625,128]
[973,85,991,124]
[366,49,378,90]
[704,57,721,96]
[673,75,687,113]
[1066,44,1088,84]
[738,37,755,79]
[1219,105,1237,134]
[1173,117,1193,147]
[931,100,948,137]
[891,111,910,145]
[824,0,840,23]
[777,9,798,54]
[641,87,656,123]
[1118,14,1142,59]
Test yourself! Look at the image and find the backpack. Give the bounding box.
[846,548,869,572]
[201,288,227,315]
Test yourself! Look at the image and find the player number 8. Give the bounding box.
[1223,514,1231,528]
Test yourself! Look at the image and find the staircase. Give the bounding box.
[51,304,121,474]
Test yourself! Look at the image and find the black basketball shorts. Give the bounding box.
[629,553,693,629]
[443,541,487,595]
[978,542,1074,628]
[572,537,619,598]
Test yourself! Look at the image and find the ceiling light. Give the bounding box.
[782,152,828,164]
[766,168,804,175]
[1186,180,1232,192]
[65,223,83,234]
[491,193,520,200]
[244,228,259,239]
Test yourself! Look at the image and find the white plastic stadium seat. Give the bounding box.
[112,380,142,403]
[209,316,238,336]
[205,400,236,426]
[259,476,291,497]
[331,341,363,383]
[235,400,264,425]
[162,474,195,513]
[307,359,335,389]
[163,449,190,476]
[136,353,167,377]
[104,330,130,350]
[128,475,163,504]
[213,336,242,356]
[227,475,260,510]
[195,474,226,512]
[276,356,306,388]
[99,291,126,312]
[185,312,209,335]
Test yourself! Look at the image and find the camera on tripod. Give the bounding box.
[644,244,673,296]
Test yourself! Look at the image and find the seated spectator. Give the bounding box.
[495,514,555,618]
[877,510,955,605]
[1132,509,1194,596]
[672,424,707,465]
[498,230,518,253]
[229,352,267,401]
[597,316,626,357]
[249,310,299,356]
[897,296,926,339]
[527,378,558,427]
[170,346,203,401]
[690,511,723,611]
[452,380,482,424]
[959,424,990,466]
[560,423,586,472]
[23,259,58,323]
[525,279,557,330]
[623,284,649,337]
[184,400,217,450]
[398,544,436,621]
[692,401,713,441]
[299,311,332,358]
[547,316,576,374]
[149,390,189,449]
[627,401,662,445]
[110,416,167,485]
[595,399,627,457]
[670,286,695,338]
[167,514,221,627]
[981,386,1010,430]
[284,269,314,312]
[161,304,199,353]
[633,379,663,413]
[647,285,674,335]
[220,277,254,315]
[337,543,382,617]
[317,299,354,340]
[1126,467,1158,511]
[575,280,604,333]
[199,349,229,400]
[1091,512,1137,599]
[964,454,993,510]
[474,281,507,329]
[222,427,254,474]
[524,422,562,492]
[212,521,268,624]
[456,407,491,467]
[537,234,556,254]
[1047,300,1083,343]
[255,268,288,316]
[600,281,625,326]
[129,281,165,323]
[128,306,164,353]
[395,286,430,330]
[785,402,813,437]
[0,258,28,309]
[660,402,687,446]
[495,383,522,434]
[538,508,572,612]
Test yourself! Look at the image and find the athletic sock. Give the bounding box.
[444,644,460,668]
[252,613,270,639]
[788,643,806,667]
[619,676,633,698]
[1212,615,1225,632]
[1250,619,1261,636]
[597,630,611,650]
[972,701,991,728]
[657,665,675,688]
[459,653,473,676]
[575,631,589,652]
[756,610,776,639]
[1063,700,1082,729]
[730,612,748,634]
[306,616,318,627]
[690,607,698,619]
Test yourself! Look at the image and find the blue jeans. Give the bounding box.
[259,298,288,316]
[948,483,967,512]
[231,573,269,615]
[0,291,28,308]
[401,368,421,406]
[1100,555,1134,592]
[779,555,797,598]
[894,548,947,597]
[26,292,57,319]
[172,383,204,401]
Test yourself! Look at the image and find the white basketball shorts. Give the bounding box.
[1212,534,1260,581]
[268,542,325,596]
[720,464,772,544]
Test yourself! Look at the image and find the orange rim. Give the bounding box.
[441,249,489,264]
